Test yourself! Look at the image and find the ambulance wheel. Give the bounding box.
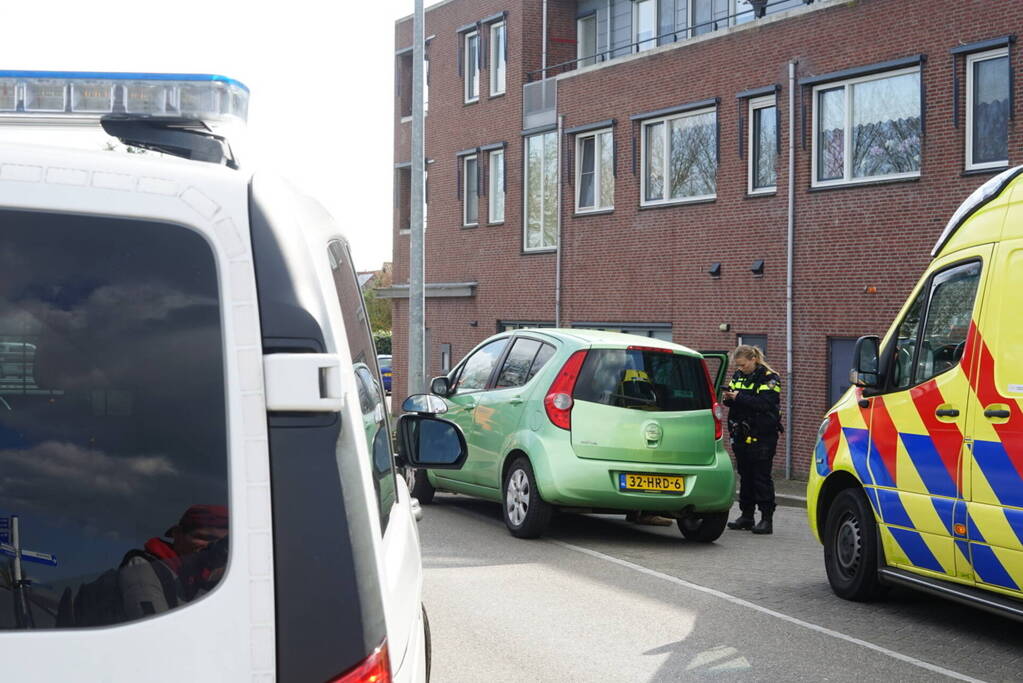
[678,511,729,543]
[503,457,552,538]
[824,488,884,601]
[408,468,436,505]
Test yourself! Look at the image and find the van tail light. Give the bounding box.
[545,350,588,430]
[701,360,723,441]
[330,642,391,683]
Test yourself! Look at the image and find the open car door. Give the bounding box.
[699,351,730,397]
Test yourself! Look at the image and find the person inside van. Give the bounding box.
[722,345,782,535]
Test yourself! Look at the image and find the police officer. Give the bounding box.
[721,345,782,535]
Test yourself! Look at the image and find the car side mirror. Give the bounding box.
[430,375,451,397]
[401,393,448,415]
[396,414,468,469]
[850,335,880,389]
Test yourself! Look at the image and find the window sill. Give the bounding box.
[400,115,412,123]
[521,247,557,255]
[489,90,506,100]
[573,208,614,217]
[487,220,505,226]
[464,98,479,107]
[639,196,716,210]
[745,189,777,199]
[461,223,479,229]
[808,175,920,192]
[962,165,1009,177]
[399,229,411,235]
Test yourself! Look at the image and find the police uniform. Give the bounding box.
[722,365,781,533]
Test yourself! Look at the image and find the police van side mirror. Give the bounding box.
[850,335,881,389]
[396,414,468,469]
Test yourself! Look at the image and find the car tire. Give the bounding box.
[677,511,728,543]
[823,487,884,601]
[408,468,436,505]
[503,457,552,539]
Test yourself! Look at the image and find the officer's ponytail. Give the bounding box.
[732,344,778,376]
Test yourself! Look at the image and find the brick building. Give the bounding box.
[386,0,1021,478]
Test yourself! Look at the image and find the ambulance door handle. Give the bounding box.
[935,408,959,418]
[985,408,1010,419]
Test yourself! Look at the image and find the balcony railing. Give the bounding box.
[526,0,813,82]
[523,77,557,130]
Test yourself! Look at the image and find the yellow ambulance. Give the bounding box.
[807,166,1023,622]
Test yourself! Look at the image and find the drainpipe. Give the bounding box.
[785,60,796,479]
[555,114,564,326]
[542,0,548,72]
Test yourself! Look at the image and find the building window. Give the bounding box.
[966,48,1009,171]
[490,22,506,96]
[641,107,717,206]
[397,52,428,120]
[812,66,921,187]
[524,130,558,251]
[737,333,767,355]
[828,337,856,407]
[489,148,505,223]
[397,167,427,234]
[463,154,479,226]
[464,31,480,103]
[749,95,777,193]
[440,343,452,373]
[498,320,555,332]
[578,14,597,67]
[634,0,657,52]
[573,322,673,341]
[576,128,614,212]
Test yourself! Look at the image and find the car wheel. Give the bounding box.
[422,604,432,682]
[407,467,436,505]
[677,511,728,543]
[503,457,552,538]
[823,488,884,601]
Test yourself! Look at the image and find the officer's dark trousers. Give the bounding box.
[734,440,776,515]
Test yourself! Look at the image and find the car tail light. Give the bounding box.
[545,350,588,430]
[701,360,723,441]
[329,642,391,683]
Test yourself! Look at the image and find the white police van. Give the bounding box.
[0,71,466,682]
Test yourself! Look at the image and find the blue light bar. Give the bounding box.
[0,70,249,123]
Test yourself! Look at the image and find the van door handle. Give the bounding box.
[985,408,1011,419]
[935,408,959,418]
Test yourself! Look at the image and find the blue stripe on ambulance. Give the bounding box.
[900,432,958,497]
[970,543,1020,591]
[967,513,988,544]
[929,496,956,536]
[843,428,872,484]
[973,440,1023,508]
[876,488,914,528]
[888,527,945,573]
[1005,506,1023,548]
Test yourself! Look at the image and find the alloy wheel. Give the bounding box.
[506,469,530,526]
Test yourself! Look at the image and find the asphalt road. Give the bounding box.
[419,495,1021,682]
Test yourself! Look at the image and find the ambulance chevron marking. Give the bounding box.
[966,513,988,544]
[876,489,914,529]
[899,433,958,497]
[909,379,963,495]
[888,527,945,573]
[823,412,842,470]
[929,496,956,536]
[865,397,898,487]
[1005,506,1023,548]
[970,543,1020,591]
[843,427,872,484]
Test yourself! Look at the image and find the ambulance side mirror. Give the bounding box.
[850,335,880,389]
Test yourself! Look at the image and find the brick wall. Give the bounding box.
[393,0,1022,478]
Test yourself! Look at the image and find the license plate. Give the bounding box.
[618,473,685,493]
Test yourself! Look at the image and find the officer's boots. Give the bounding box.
[727,512,755,530]
[751,509,773,535]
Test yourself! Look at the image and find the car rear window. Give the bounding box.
[573,348,711,411]
[0,210,227,630]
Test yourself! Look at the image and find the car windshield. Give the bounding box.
[573,349,711,412]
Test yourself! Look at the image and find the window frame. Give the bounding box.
[965,47,1010,172]
[577,14,597,67]
[464,30,480,104]
[640,106,718,207]
[810,65,922,189]
[633,0,658,53]
[575,127,614,213]
[748,94,777,195]
[489,148,505,224]
[489,21,506,97]
[463,154,479,227]
[522,129,559,252]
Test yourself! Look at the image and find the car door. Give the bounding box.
[435,337,509,486]
[865,250,989,582]
[471,337,557,488]
[699,351,730,396]
[962,237,1023,596]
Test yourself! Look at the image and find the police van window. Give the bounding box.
[0,210,228,631]
[327,240,396,532]
[914,262,981,383]
[495,338,542,388]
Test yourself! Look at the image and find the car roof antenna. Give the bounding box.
[100,116,239,169]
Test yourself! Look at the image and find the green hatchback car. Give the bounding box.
[410,329,735,541]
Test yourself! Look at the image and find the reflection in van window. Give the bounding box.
[328,241,396,532]
[915,262,981,383]
[574,349,711,412]
[0,211,228,630]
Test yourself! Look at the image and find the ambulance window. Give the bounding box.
[0,210,228,630]
[327,240,396,533]
[915,261,981,382]
[892,288,925,390]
